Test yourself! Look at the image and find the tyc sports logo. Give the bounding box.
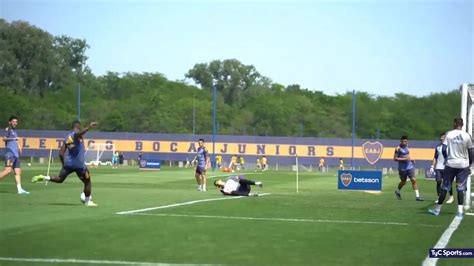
[362,141,384,165]
[340,173,352,187]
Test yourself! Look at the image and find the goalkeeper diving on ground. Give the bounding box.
[213,175,263,196]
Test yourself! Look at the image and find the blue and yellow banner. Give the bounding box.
[0,130,438,167]
[0,137,435,160]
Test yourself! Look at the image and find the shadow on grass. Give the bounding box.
[0,190,15,194]
[47,203,80,206]
[418,203,435,209]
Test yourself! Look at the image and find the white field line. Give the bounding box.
[0,257,216,265]
[421,216,463,266]
[116,193,271,215]
[127,213,440,227]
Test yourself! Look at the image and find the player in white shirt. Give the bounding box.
[429,118,473,219]
[430,133,453,203]
[213,175,263,196]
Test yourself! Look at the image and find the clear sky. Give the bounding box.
[1,0,472,96]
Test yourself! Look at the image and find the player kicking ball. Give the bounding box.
[31,121,98,207]
[213,175,263,196]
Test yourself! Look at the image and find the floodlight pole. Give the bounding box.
[77,82,81,121]
[193,93,196,135]
[351,90,356,170]
[296,155,299,194]
[212,82,217,171]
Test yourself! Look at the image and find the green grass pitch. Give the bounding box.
[0,164,472,266]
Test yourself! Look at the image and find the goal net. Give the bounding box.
[85,143,115,166]
[461,83,473,211]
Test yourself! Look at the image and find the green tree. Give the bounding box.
[185,59,270,105]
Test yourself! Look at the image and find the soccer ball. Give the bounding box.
[27,163,31,167]
[80,192,92,203]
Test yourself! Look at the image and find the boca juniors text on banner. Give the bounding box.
[139,159,161,170]
[338,170,382,191]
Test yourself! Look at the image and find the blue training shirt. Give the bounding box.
[395,145,414,171]
[196,146,208,168]
[4,127,19,158]
[64,132,86,169]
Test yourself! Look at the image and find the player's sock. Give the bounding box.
[435,204,442,212]
[457,190,464,205]
[16,185,30,194]
[437,189,448,205]
[44,176,51,181]
[446,195,454,203]
[394,189,401,200]
[84,199,98,207]
[457,205,463,214]
[202,184,206,191]
[415,190,420,198]
[85,196,91,203]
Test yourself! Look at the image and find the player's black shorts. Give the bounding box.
[195,166,206,175]
[59,166,90,181]
[435,169,444,182]
[442,166,469,191]
[399,169,415,180]
[238,183,251,193]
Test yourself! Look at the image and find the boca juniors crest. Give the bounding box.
[340,173,352,187]
[362,141,384,165]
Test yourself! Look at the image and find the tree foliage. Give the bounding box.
[0,19,89,97]
[0,20,461,140]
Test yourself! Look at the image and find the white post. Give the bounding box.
[468,104,473,210]
[96,145,100,166]
[112,145,116,166]
[461,83,468,131]
[466,175,471,211]
[468,104,473,137]
[296,155,299,194]
[45,145,53,186]
[460,83,472,211]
